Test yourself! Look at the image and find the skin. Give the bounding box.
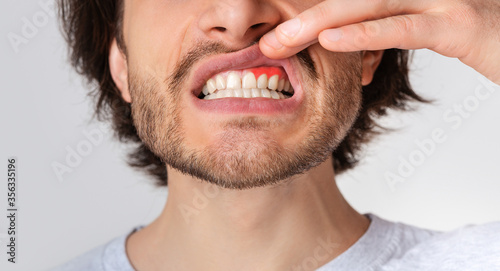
[107,0,498,270]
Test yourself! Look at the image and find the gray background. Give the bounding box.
[1,1,500,270]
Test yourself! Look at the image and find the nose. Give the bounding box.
[198,0,281,47]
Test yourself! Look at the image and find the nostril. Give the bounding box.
[250,23,265,30]
[214,26,226,32]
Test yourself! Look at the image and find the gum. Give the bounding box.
[209,66,287,81]
[246,67,284,79]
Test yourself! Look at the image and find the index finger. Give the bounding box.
[259,29,318,59]
[260,0,430,58]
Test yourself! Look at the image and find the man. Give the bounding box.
[54,0,500,270]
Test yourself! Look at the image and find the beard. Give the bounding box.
[129,42,362,189]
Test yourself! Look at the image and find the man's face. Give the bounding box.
[116,0,365,189]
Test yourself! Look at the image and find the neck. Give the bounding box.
[127,157,369,271]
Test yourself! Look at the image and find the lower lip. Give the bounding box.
[190,91,303,115]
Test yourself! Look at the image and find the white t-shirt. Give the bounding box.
[51,214,500,271]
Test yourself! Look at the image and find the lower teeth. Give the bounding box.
[202,88,292,100]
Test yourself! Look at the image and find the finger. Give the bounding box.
[262,0,432,54]
[317,14,444,52]
[259,29,318,59]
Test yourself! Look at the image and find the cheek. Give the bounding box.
[307,47,363,127]
[124,1,199,77]
[309,47,362,100]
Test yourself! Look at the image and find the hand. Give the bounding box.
[259,0,500,84]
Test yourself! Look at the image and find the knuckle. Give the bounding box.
[353,24,372,49]
[366,21,382,36]
[352,21,383,49]
[394,16,415,34]
[391,16,415,47]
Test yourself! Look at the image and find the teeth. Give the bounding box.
[234,89,243,98]
[228,90,235,98]
[278,79,285,91]
[202,88,291,100]
[261,89,271,98]
[268,75,279,91]
[284,80,291,93]
[207,79,217,94]
[226,72,241,89]
[270,90,280,99]
[257,74,268,89]
[219,91,226,98]
[251,88,261,98]
[201,70,295,100]
[216,75,226,90]
[242,72,257,89]
[214,91,222,99]
[243,89,252,98]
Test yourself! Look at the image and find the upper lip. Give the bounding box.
[189,44,295,97]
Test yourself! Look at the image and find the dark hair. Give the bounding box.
[58,0,427,186]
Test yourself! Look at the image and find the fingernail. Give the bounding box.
[323,29,343,42]
[262,31,283,50]
[279,18,301,38]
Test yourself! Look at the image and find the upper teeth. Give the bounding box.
[201,70,294,100]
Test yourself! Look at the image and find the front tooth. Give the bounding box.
[251,88,261,98]
[284,80,291,92]
[278,79,285,91]
[268,75,279,90]
[243,89,252,98]
[257,74,268,89]
[214,91,224,99]
[261,89,271,98]
[242,72,257,89]
[226,72,241,89]
[270,90,280,99]
[234,89,243,97]
[216,75,226,90]
[224,89,234,98]
[207,79,217,93]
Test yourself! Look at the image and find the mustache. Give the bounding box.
[167,40,317,91]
